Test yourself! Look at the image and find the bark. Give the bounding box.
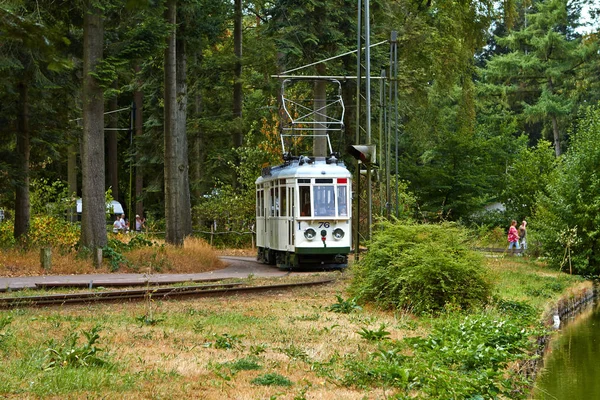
[191,52,206,202]
[14,81,30,240]
[176,36,192,236]
[548,77,562,157]
[313,64,328,157]
[134,66,144,218]
[107,89,119,200]
[551,114,561,157]
[80,0,107,250]
[233,0,243,148]
[67,142,78,222]
[164,0,183,245]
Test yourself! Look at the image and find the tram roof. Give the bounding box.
[255,157,351,184]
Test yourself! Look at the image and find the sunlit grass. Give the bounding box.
[0,236,224,276]
[0,251,592,398]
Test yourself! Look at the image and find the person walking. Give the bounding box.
[508,220,520,255]
[135,215,145,232]
[519,220,527,251]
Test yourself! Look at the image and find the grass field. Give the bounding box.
[0,251,588,399]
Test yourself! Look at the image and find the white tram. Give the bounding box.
[255,155,352,270]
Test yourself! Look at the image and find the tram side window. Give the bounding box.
[337,186,348,216]
[256,189,264,217]
[314,186,335,217]
[280,186,287,217]
[299,186,311,216]
[270,187,275,217]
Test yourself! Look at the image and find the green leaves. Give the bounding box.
[44,325,110,370]
[534,105,600,274]
[350,222,491,313]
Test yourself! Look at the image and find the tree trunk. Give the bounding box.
[107,88,119,200]
[233,0,243,148]
[551,114,561,157]
[176,36,192,236]
[67,141,78,222]
[191,52,206,201]
[134,66,144,218]
[80,0,107,250]
[313,64,328,157]
[164,0,184,245]
[548,78,562,157]
[14,81,30,240]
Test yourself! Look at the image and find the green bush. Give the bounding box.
[350,221,491,313]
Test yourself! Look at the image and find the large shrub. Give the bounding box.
[534,105,600,275]
[350,221,491,313]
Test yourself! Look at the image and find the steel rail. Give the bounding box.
[0,278,335,309]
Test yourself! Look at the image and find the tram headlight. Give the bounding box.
[333,228,345,240]
[304,228,317,240]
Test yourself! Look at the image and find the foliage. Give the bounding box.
[44,325,110,370]
[221,356,262,373]
[357,324,391,342]
[251,372,293,387]
[534,105,600,274]
[0,216,79,249]
[500,139,556,221]
[481,0,599,155]
[344,310,539,398]
[350,221,491,313]
[0,315,12,348]
[209,333,244,350]
[192,132,279,247]
[326,294,362,314]
[30,179,76,218]
[102,239,131,271]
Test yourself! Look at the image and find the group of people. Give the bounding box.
[112,214,145,234]
[507,219,527,253]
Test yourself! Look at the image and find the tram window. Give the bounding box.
[274,186,280,217]
[270,187,275,217]
[280,186,287,217]
[260,190,264,217]
[338,186,348,216]
[314,186,335,217]
[299,186,311,216]
[256,190,262,217]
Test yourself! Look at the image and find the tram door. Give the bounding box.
[287,186,295,250]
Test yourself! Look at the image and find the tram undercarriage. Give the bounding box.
[257,247,348,271]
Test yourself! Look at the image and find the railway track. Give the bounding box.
[0,278,336,309]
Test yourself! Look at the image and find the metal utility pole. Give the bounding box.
[353,0,373,260]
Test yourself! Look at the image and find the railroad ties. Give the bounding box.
[0,279,335,309]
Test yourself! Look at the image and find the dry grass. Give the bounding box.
[0,236,225,277]
[0,273,417,399]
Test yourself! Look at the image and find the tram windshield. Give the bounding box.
[314,186,336,217]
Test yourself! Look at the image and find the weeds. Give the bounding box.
[44,325,110,370]
[357,324,391,341]
[221,356,262,372]
[208,333,244,349]
[327,293,362,314]
[251,373,293,387]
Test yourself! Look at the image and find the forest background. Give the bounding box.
[1,0,600,273]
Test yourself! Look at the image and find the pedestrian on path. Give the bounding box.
[519,220,527,251]
[508,220,520,255]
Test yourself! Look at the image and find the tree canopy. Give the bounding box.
[0,0,598,260]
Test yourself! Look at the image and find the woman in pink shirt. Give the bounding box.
[507,220,520,252]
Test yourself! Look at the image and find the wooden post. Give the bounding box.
[40,247,52,271]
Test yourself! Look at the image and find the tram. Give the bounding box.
[255,154,352,269]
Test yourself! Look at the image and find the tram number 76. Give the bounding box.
[318,222,330,228]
